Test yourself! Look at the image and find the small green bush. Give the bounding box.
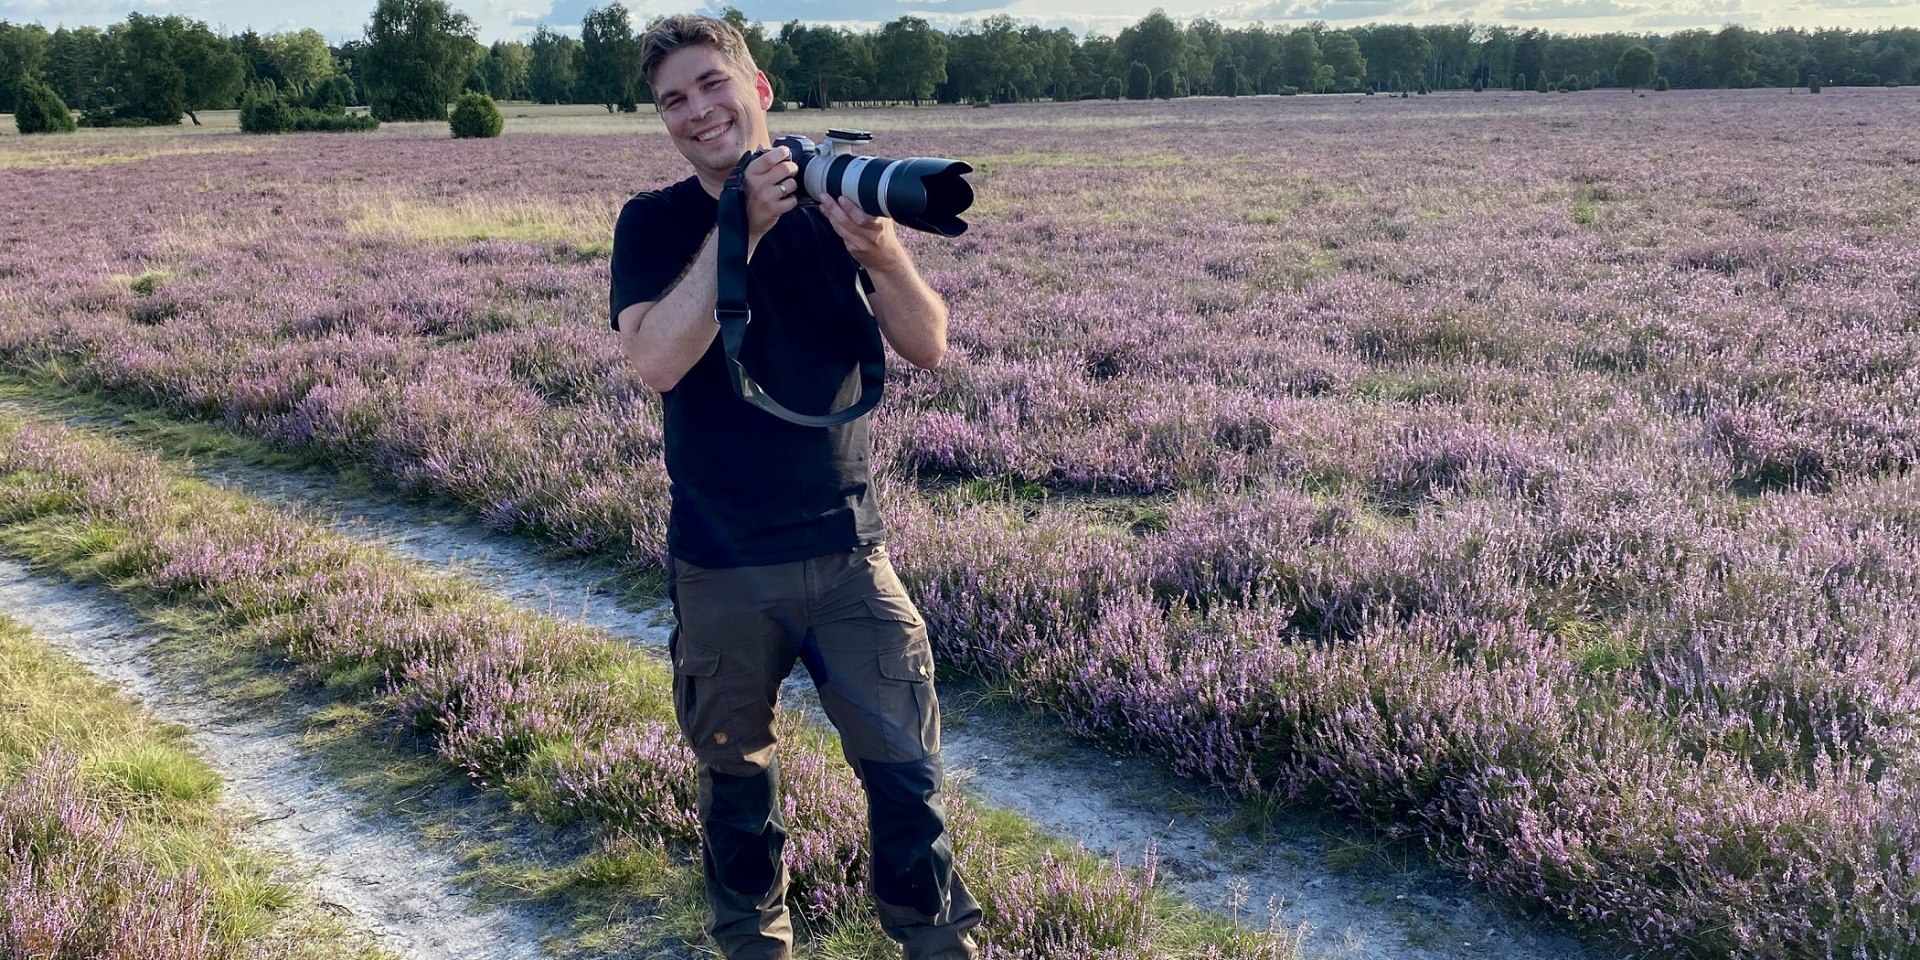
[291,111,378,132]
[449,91,504,139]
[240,85,296,133]
[1101,77,1123,100]
[1654,75,1670,92]
[79,110,161,128]
[1808,75,1823,93]
[241,84,380,134]
[14,77,76,135]
[1152,70,1176,100]
[305,76,349,112]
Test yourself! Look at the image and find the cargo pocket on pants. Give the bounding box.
[672,644,727,756]
[870,598,939,761]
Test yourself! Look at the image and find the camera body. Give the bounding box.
[769,129,974,237]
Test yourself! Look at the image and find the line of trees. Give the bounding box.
[4,2,1918,127]
[488,9,1918,105]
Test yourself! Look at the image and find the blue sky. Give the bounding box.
[2,0,1912,46]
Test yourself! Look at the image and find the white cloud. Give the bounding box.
[1502,0,1643,19]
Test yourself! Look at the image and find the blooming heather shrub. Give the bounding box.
[974,847,1158,960]
[1,750,224,959]
[551,719,701,844]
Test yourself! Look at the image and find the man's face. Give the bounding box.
[652,44,773,185]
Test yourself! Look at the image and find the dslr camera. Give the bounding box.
[769,129,974,237]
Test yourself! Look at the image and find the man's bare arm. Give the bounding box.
[615,147,802,392]
[617,229,720,393]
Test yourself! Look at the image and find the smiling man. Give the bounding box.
[609,14,979,960]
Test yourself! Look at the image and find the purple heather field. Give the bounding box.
[3,87,1920,958]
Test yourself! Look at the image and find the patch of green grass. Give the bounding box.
[82,740,223,803]
[1568,629,1645,677]
[1213,792,1301,847]
[121,268,175,296]
[958,473,1050,505]
[1323,835,1401,874]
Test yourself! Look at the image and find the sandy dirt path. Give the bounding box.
[0,557,557,960]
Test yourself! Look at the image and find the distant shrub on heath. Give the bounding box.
[238,85,295,134]
[14,77,76,135]
[1153,70,1176,99]
[305,75,353,113]
[1808,75,1823,93]
[449,91,504,139]
[1654,75,1670,91]
[240,84,379,134]
[1102,76,1123,100]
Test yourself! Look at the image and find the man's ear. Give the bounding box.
[754,70,773,110]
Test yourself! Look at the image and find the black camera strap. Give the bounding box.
[714,151,886,429]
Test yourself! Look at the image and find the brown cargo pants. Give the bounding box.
[668,542,982,960]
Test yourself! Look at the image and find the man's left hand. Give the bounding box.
[820,195,907,272]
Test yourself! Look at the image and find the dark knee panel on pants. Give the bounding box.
[705,761,786,898]
[861,753,951,917]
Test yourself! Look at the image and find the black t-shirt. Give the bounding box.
[609,175,886,568]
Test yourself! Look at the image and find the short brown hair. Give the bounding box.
[641,14,757,87]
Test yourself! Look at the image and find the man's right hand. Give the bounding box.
[744,145,800,244]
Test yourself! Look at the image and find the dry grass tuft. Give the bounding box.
[350,195,616,249]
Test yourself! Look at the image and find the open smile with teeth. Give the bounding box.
[694,121,732,143]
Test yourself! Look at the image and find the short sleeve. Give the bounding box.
[608,184,711,331]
